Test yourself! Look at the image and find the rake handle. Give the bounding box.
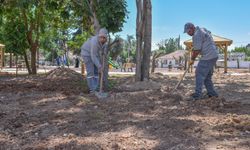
[174,64,191,90]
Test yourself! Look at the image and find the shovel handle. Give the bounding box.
[99,53,105,93]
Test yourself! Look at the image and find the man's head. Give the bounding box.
[98,28,108,44]
[184,22,195,36]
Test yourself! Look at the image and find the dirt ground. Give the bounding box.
[0,67,249,150]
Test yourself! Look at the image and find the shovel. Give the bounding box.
[95,53,109,99]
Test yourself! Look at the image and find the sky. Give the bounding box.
[117,0,250,50]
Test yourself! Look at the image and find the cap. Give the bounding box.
[184,22,194,33]
[98,28,108,38]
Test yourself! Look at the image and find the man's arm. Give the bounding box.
[189,50,200,65]
[190,30,202,64]
[191,50,200,61]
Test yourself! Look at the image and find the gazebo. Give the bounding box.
[184,35,233,73]
[0,43,5,69]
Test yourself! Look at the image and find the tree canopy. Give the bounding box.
[156,36,183,54]
[0,0,128,74]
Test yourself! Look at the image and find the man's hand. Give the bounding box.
[191,50,200,61]
[189,60,194,66]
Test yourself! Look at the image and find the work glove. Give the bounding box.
[189,60,194,66]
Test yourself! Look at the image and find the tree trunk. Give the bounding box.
[52,49,54,65]
[62,39,69,68]
[136,0,152,81]
[88,0,101,35]
[237,58,240,69]
[151,57,156,73]
[30,46,37,74]
[142,0,152,80]
[15,55,18,76]
[135,0,143,81]
[135,38,143,81]
[151,54,158,73]
[37,48,39,68]
[23,50,32,74]
[22,8,39,74]
[151,52,163,73]
[10,52,12,68]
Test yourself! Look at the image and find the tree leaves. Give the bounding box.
[157,37,183,54]
[95,0,128,33]
[0,0,128,74]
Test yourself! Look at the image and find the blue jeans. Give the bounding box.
[194,57,218,99]
[83,56,99,92]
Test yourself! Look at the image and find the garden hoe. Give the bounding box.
[173,64,191,91]
[95,54,109,99]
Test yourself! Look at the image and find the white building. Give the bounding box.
[219,52,246,61]
[156,50,187,68]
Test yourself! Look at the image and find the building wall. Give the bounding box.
[219,52,246,61]
[157,59,176,68]
[217,60,250,68]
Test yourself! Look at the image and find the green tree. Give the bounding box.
[1,1,62,74]
[157,37,183,54]
[0,7,30,71]
[119,35,136,63]
[0,0,78,73]
[109,35,124,60]
[1,0,128,76]
[231,46,250,57]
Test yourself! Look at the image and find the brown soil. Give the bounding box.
[0,68,249,150]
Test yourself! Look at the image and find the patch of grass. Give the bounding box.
[108,74,134,89]
[77,96,92,104]
[108,78,117,89]
[109,74,134,78]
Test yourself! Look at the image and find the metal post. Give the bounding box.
[224,45,228,73]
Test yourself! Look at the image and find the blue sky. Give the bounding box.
[118,0,250,50]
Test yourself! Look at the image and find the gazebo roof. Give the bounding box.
[184,34,233,48]
[0,43,5,48]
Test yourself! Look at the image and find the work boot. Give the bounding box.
[89,90,96,96]
[203,93,219,99]
[186,93,202,101]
